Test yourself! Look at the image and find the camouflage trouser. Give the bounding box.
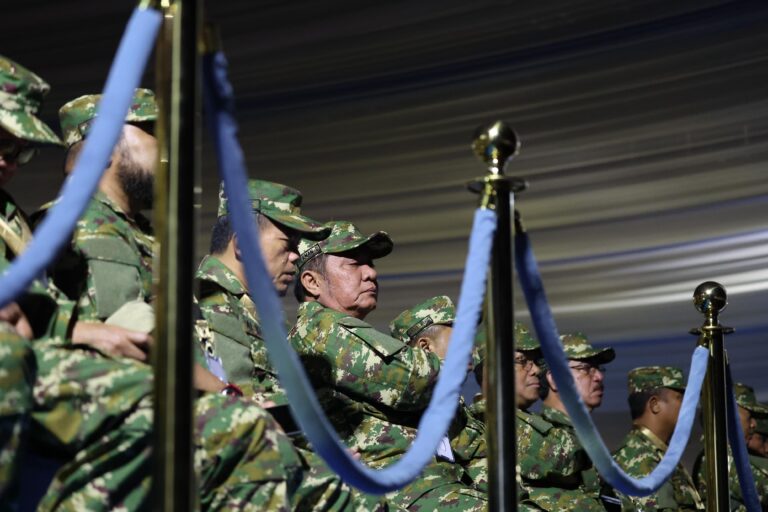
[0,326,35,505]
[292,443,392,511]
[30,341,302,511]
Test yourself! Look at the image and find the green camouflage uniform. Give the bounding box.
[197,181,390,512]
[292,221,487,510]
[25,92,307,510]
[694,382,768,511]
[389,295,488,493]
[751,417,768,509]
[612,366,703,510]
[519,332,616,511]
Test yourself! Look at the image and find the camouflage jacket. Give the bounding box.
[51,191,154,321]
[693,448,746,511]
[289,301,473,506]
[0,190,75,340]
[194,255,284,402]
[749,454,768,511]
[613,426,703,510]
[448,397,487,491]
[518,406,608,511]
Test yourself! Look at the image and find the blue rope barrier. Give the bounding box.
[726,364,761,511]
[202,50,496,494]
[0,8,162,308]
[515,229,709,496]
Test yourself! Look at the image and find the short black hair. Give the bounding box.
[294,251,327,302]
[538,370,550,400]
[627,389,660,420]
[209,212,267,255]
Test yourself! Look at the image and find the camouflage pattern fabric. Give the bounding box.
[516,408,606,511]
[748,454,768,511]
[58,88,157,147]
[195,254,284,403]
[734,382,768,416]
[0,323,35,505]
[627,366,686,394]
[195,255,391,511]
[51,192,154,321]
[559,333,615,364]
[217,179,329,238]
[389,295,455,343]
[0,55,62,145]
[32,342,301,511]
[297,220,393,269]
[468,395,485,423]
[613,426,703,510]
[290,301,487,510]
[693,448,746,512]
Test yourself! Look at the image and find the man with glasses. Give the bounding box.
[522,332,618,511]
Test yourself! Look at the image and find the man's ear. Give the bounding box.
[300,270,323,298]
[546,371,557,393]
[648,395,661,415]
[415,336,431,352]
[232,234,242,261]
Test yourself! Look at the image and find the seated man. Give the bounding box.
[694,382,768,511]
[389,295,487,492]
[528,332,618,511]
[291,220,487,510]
[612,366,703,510]
[196,180,389,511]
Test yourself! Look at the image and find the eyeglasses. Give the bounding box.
[0,139,37,166]
[568,363,606,376]
[514,356,537,372]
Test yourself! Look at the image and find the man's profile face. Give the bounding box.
[569,358,605,410]
[117,123,157,210]
[748,430,766,456]
[317,249,378,319]
[514,350,541,409]
[738,406,754,443]
[656,388,683,432]
[257,217,300,296]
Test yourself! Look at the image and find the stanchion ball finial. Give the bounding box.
[472,121,520,174]
[693,281,727,315]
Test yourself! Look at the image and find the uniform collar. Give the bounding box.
[542,405,572,427]
[196,254,247,296]
[636,425,669,452]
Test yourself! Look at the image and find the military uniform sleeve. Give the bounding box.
[517,412,585,482]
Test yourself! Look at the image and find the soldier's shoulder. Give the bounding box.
[517,409,553,435]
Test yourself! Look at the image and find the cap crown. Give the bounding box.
[559,332,616,364]
[389,295,455,342]
[297,220,393,268]
[734,382,768,416]
[59,88,157,147]
[0,55,61,145]
[627,366,685,394]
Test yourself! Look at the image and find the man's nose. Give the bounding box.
[362,264,377,281]
[288,250,300,263]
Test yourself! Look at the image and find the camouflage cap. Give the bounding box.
[0,55,62,146]
[59,88,157,147]
[218,180,329,238]
[297,219,393,269]
[389,295,455,343]
[559,332,615,364]
[627,366,685,395]
[734,383,768,417]
[473,321,538,369]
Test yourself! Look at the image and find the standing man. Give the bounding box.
[196,180,392,511]
[292,220,488,510]
[612,366,703,510]
[528,332,618,511]
[389,295,487,492]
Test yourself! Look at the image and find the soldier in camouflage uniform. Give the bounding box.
[612,366,703,510]
[749,415,768,507]
[291,220,488,510]
[196,180,393,511]
[525,332,617,511]
[389,295,487,493]
[694,382,768,511]
[27,89,308,510]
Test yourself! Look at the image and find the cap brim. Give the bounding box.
[362,231,394,259]
[0,110,62,146]
[575,347,616,365]
[265,211,330,240]
[747,403,768,418]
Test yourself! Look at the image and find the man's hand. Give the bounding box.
[0,302,33,339]
[72,321,152,361]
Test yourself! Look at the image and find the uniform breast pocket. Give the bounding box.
[90,259,142,319]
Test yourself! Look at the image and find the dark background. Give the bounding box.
[4,0,768,470]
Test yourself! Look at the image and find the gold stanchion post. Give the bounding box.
[469,121,527,511]
[152,0,200,509]
[691,281,732,511]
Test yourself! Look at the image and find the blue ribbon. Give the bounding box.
[0,8,162,308]
[726,364,761,511]
[202,50,496,493]
[515,229,709,496]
